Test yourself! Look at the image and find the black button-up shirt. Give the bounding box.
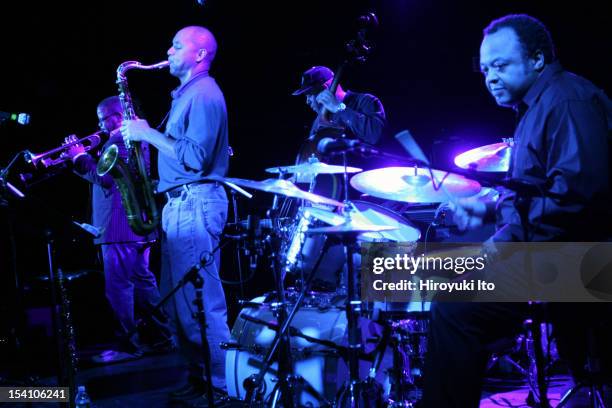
[493,62,612,242]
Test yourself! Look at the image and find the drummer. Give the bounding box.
[421,14,612,408]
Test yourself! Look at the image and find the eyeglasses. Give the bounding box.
[98,112,121,127]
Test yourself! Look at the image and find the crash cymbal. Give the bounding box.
[350,167,481,203]
[224,177,344,207]
[454,142,511,172]
[266,160,362,176]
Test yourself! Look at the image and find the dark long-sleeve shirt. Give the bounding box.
[73,133,153,244]
[493,62,612,242]
[158,71,229,193]
[299,90,386,200]
[309,90,386,144]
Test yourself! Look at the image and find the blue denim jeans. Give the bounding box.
[160,182,230,390]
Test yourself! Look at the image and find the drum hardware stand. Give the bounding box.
[388,317,430,407]
[336,149,379,407]
[268,168,288,219]
[368,321,412,408]
[522,303,552,408]
[517,193,550,408]
[557,325,610,408]
[242,237,334,407]
[309,146,389,407]
[388,328,412,407]
[230,186,246,298]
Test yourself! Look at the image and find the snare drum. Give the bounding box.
[286,201,421,291]
[280,206,347,291]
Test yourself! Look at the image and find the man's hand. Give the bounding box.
[481,237,499,263]
[120,119,152,144]
[448,198,487,231]
[315,89,343,113]
[60,134,86,162]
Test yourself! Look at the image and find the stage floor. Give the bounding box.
[6,348,609,408]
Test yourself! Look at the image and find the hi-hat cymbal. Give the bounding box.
[307,219,397,235]
[304,207,399,236]
[224,177,344,207]
[266,161,362,176]
[350,167,481,203]
[454,142,511,172]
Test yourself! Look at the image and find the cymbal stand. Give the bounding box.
[243,232,334,407]
[335,150,368,407]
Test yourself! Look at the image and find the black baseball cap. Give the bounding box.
[292,66,334,96]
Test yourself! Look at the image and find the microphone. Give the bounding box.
[0,111,31,125]
[316,137,377,155]
[73,221,102,238]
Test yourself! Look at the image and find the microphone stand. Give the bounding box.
[1,151,79,397]
[123,242,226,408]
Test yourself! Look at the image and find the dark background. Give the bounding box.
[1,0,610,341]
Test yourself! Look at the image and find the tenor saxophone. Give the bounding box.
[96,61,169,236]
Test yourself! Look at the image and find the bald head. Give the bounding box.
[168,26,218,84]
[180,26,217,63]
[97,96,121,112]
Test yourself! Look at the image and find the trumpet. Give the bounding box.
[24,131,103,168]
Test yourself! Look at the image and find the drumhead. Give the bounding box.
[352,200,421,242]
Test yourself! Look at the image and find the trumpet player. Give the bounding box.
[121,26,231,407]
[62,96,173,363]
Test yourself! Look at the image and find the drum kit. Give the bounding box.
[221,140,511,407]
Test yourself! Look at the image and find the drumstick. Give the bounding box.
[394,130,458,205]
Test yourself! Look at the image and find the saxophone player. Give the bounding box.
[62,96,173,363]
[121,26,230,407]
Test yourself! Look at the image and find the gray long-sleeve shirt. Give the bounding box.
[158,71,229,193]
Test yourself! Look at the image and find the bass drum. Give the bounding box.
[226,293,347,406]
[226,291,390,406]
